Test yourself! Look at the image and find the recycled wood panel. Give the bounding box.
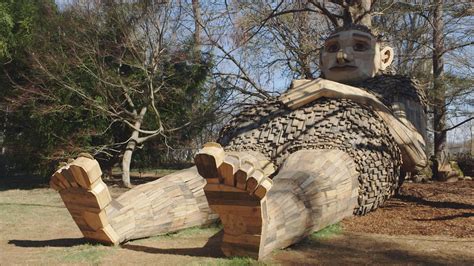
[219,96,401,215]
[108,167,217,243]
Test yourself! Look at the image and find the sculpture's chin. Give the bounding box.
[324,71,376,83]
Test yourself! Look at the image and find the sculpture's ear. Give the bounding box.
[380,46,394,70]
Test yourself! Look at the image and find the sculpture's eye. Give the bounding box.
[326,43,339,53]
[353,42,369,51]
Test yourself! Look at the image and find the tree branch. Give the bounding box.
[442,116,473,133]
[441,41,474,56]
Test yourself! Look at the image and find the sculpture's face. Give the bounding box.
[320,29,393,82]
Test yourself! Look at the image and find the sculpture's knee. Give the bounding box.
[276,149,359,230]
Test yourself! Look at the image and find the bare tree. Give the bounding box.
[12,0,217,186]
[202,1,473,178]
[197,0,376,104]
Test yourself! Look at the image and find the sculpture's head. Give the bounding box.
[320,24,394,83]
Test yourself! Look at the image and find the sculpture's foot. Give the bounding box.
[50,156,120,245]
[194,142,274,259]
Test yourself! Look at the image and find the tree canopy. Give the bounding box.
[1,0,472,183]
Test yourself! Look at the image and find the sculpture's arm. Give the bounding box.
[279,78,428,172]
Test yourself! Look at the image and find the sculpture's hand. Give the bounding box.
[279,78,383,110]
[279,78,325,109]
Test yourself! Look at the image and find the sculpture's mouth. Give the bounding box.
[329,65,357,71]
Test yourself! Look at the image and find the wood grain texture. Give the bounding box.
[108,167,217,243]
[219,96,401,215]
[52,158,217,245]
[195,144,359,260]
[52,75,428,261]
[280,78,427,172]
[51,156,120,245]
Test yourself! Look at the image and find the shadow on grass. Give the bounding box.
[10,231,225,258]
[122,230,225,258]
[9,231,474,264]
[8,238,90,248]
[276,233,474,265]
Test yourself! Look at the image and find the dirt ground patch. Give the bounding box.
[0,177,473,265]
[342,180,474,238]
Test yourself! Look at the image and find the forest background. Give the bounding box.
[0,0,472,187]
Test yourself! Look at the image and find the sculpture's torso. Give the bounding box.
[218,75,426,214]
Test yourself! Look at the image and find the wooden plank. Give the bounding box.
[205,190,258,202]
[205,178,220,184]
[59,190,101,212]
[218,155,240,186]
[70,157,102,187]
[82,224,119,245]
[61,168,79,188]
[89,180,112,209]
[204,183,242,193]
[49,174,64,191]
[235,161,255,190]
[83,210,108,231]
[211,205,261,216]
[279,78,427,171]
[53,170,73,188]
[194,142,225,179]
[246,170,264,194]
[207,198,260,207]
[223,233,261,247]
[254,179,272,199]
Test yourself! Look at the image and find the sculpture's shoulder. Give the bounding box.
[218,97,286,144]
[352,74,428,112]
[236,97,284,117]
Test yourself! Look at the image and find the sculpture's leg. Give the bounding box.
[194,142,276,259]
[260,149,359,258]
[195,145,358,260]
[107,167,217,243]
[51,158,217,244]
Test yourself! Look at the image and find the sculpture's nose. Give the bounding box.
[336,50,352,64]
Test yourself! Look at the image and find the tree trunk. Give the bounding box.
[1,106,7,155]
[121,107,147,187]
[122,134,138,188]
[350,0,372,27]
[295,0,313,79]
[192,0,202,59]
[331,0,372,27]
[432,0,446,179]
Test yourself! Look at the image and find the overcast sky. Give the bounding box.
[55,0,71,9]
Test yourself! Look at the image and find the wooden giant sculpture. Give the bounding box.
[51,24,427,260]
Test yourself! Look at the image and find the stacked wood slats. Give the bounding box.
[51,74,428,261]
[259,149,358,258]
[194,147,275,258]
[220,95,401,215]
[107,167,217,243]
[194,145,359,260]
[50,157,120,245]
[52,158,217,244]
[350,74,428,170]
[279,78,427,172]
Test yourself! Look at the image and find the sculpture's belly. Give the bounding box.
[220,98,402,215]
